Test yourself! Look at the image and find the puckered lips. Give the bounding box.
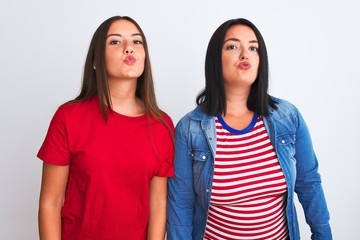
[238,61,251,70]
[124,55,136,65]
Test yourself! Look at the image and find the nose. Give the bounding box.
[240,55,248,60]
[124,44,134,54]
[239,47,249,60]
[125,49,134,54]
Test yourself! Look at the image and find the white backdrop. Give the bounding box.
[1,0,359,239]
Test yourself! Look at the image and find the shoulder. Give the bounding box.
[178,105,212,124]
[176,106,200,128]
[58,97,99,117]
[270,96,301,119]
[160,111,174,129]
[175,105,214,136]
[53,97,100,125]
[59,97,98,113]
[148,112,175,137]
[267,96,308,131]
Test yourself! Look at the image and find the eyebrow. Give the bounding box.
[224,38,258,44]
[106,33,143,38]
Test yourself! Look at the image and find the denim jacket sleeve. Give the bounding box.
[269,98,332,239]
[167,117,195,239]
[291,106,332,239]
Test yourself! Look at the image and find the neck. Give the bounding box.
[108,78,145,116]
[221,86,254,130]
[224,86,251,117]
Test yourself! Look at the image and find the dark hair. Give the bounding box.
[70,16,163,122]
[196,18,277,117]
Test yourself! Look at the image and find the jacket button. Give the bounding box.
[202,155,206,160]
[206,188,209,192]
[281,140,285,144]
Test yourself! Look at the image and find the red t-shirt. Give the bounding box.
[37,97,174,240]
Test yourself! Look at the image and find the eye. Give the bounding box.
[225,44,238,50]
[109,40,121,45]
[133,40,143,45]
[250,46,258,52]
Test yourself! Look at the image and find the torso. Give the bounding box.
[38,97,174,240]
[204,115,289,240]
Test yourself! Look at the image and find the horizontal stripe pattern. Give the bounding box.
[204,117,289,240]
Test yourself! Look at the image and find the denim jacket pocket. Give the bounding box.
[191,149,211,174]
[277,133,296,157]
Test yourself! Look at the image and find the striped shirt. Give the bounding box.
[204,115,289,240]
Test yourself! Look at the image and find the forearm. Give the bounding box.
[38,203,62,240]
[296,179,332,237]
[147,204,166,240]
[147,176,168,240]
[38,163,69,240]
[166,177,195,239]
[166,121,196,239]
[293,109,332,238]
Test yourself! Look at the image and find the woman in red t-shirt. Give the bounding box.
[38,16,174,240]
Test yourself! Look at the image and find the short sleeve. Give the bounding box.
[154,113,174,177]
[155,160,174,177]
[37,107,71,166]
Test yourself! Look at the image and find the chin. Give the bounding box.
[124,71,143,79]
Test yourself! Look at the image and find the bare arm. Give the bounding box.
[147,176,168,240]
[38,162,69,240]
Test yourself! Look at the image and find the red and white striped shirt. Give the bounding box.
[204,115,289,240]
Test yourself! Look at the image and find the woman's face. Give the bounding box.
[105,19,146,82]
[221,24,259,89]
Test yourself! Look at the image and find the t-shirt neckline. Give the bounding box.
[216,113,258,135]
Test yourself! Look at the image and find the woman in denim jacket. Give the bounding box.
[167,18,332,240]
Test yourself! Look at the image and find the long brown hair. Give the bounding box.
[69,16,174,154]
[70,16,165,121]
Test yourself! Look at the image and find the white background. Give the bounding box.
[1,0,359,239]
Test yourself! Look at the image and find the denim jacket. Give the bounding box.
[167,97,332,240]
